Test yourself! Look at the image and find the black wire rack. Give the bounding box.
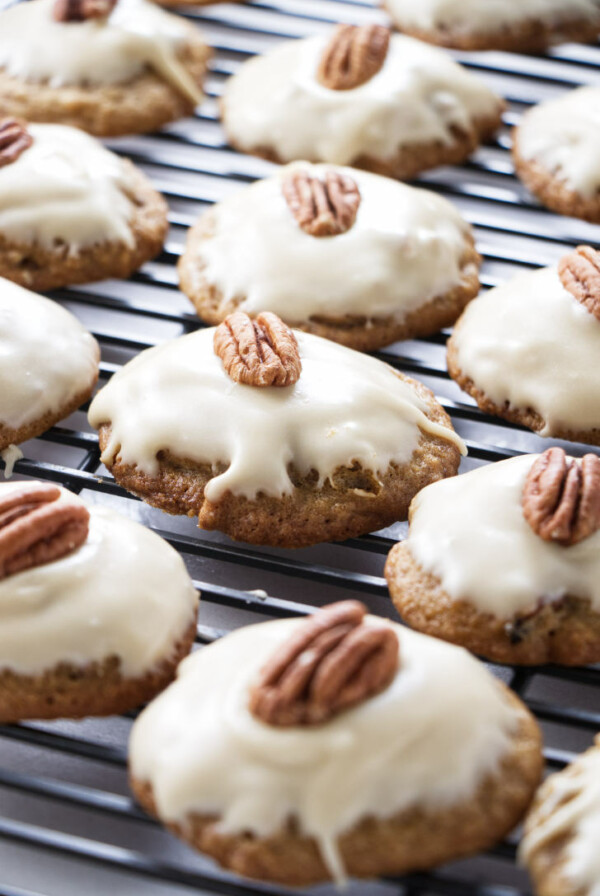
[1,0,600,893]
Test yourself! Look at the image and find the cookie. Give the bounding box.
[88,312,465,547]
[129,600,542,886]
[178,163,481,351]
[0,480,199,722]
[0,119,168,291]
[155,0,244,5]
[385,449,600,666]
[220,24,505,180]
[0,0,210,137]
[520,735,600,896]
[0,277,99,456]
[514,87,600,223]
[447,247,600,444]
[385,0,600,53]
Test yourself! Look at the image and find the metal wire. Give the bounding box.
[1,1,600,893]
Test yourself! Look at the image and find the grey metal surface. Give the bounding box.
[0,1,599,893]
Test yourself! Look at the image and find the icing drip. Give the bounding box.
[130,618,520,882]
[451,265,600,435]
[0,446,23,479]
[222,33,502,166]
[0,277,99,431]
[520,736,600,896]
[0,0,203,105]
[0,485,198,677]
[0,124,137,250]
[88,327,465,503]
[517,86,600,197]
[406,454,600,619]
[193,163,476,323]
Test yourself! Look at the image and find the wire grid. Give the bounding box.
[1,0,600,893]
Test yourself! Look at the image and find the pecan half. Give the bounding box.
[0,118,33,169]
[214,311,301,387]
[282,169,361,237]
[0,482,90,580]
[522,447,600,546]
[558,245,600,322]
[317,24,390,91]
[53,0,117,21]
[249,600,399,726]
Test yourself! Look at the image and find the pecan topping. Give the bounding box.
[249,600,399,726]
[214,311,302,387]
[0,483,90,581]
[317,24,390,91]
[522,448,600,546]
[53,0,117,21]
[558,245,600,322]
[282,169,361,237]
[0,118,33,169]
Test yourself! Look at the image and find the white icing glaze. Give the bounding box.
[0,0,203,105]
[0,278,99,432]
[406,454,600,619]
[385,0,600,35]
[0,124,139,249]
[517,86,600,197]
[88,327,465,503]
[450,264,600,436]
[222,33,503,166]
[189,162,476,322]
[520,736,600,896]
[0,484,198,677]
[130,616,521,882]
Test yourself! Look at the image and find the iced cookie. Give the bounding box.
[178,163,481,351]
[0,480,199,722]
[0,119,168,291]
[386,449,600,665]
[220,24,505,180]
[385,0,600,53]
[520,735,600,896]
[129,600,542,886]
[447,247,600,444]
[514,87,600,223]
[88,312,465,547]
[0,0,209,137]
[155,0,244,5]
[0,278,99,455]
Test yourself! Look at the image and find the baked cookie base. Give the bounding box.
[178,214,481,351]
[0,360,99,454]
[522,741,600,896]
[221,108,505,182]
[385,542,600,666]
[446,336,600,446]
[130,686,541,887]
[0,38,210,137]
[97,375,461,548]
[385,10,600,53]
[513,135,600,223]
[155,0,245,5]
[0,161,168,292]
[0,617,197,723]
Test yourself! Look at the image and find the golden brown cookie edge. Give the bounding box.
[177,208,481,351]
[0,35,210,137]
[0,159,168,291]
[0,615,197,722]
[94,372,462,547]
[385,541,600,665]
[129,684,542,886]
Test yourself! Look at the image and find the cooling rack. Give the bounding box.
[1,0,600,893]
